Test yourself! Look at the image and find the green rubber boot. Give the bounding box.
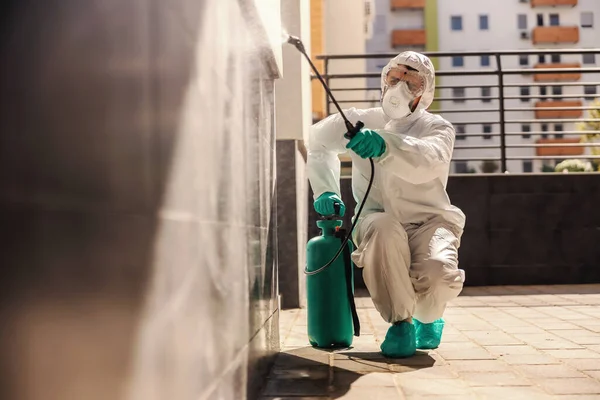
[380,321,416,358]
[414,318,444,350]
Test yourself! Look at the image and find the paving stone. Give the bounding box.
[334,358,391,373]
[584,370,600,380]
[260,397,327,400]
[331,386,404,399]
[394,375,474,396]
[404,395,480,400]
[463,330,524,346]
[447,360,511,372]
[484,345,542,356]
[537,378,600,395]
[544,349,600,359]
[262,377,329,397]
[500,354,561,365]
[441,333,472,343]
[399,366,459,379]
[435,347,496,360]
[516,364,587,379]
[332,371,396,387]
[471,385,552,399]
[460,371,532,387]
[562,358,600,370]
[501,326,547,334]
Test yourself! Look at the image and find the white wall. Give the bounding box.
[323,0,368,111]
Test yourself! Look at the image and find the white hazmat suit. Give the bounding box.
[307,52,466,327]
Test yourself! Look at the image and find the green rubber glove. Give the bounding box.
[314,192,345,217]
[345,128,386,159]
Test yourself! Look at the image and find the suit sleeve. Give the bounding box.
[376,122,455,185]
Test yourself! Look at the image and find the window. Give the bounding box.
[480,15,489,30]
[538,55,546,64]
[540,86,547,100]
[483,124,492,140]
[518,14,528,30]
[583,53,596,64]
[581,12,594,28]
[455,161,468,173]
[520,86,530,101]
[551,53,561,63]
[552,85,562,100]
[453,87,466,102]
[482,87,492,102]
[519,55,529,66]
[451,16,463,31]
[481,55,490,66]
[584,85,598,95]
[522,161,533,173]
[452,56,464,67]
[554,124,564,139]
[522,124,531,139]
[537,14,544,27]
[549,14,560,26]
[541,123,548,139]
[455,124,466,140]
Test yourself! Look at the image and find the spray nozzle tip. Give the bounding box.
[286,35,305,52]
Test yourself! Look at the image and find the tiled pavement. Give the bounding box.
[260,285,600,399]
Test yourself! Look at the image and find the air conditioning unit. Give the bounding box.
[519,0,528,3]
[520,31,530,39]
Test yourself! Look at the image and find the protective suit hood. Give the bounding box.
[381,51,436,113]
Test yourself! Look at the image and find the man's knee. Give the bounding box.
[412,257,464,296]
[363,213,407,241]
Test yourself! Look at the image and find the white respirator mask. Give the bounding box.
[381,83,414,120]
[380,64,425,120]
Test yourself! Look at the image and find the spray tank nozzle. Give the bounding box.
[286,35,305,54]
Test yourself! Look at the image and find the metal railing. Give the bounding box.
[313,49,600,173]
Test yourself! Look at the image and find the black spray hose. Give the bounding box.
[285,35,376,276]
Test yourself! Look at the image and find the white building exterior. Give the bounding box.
[437,0,600,173]
[351,0,600,173]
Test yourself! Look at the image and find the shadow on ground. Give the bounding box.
[260,346,437,399]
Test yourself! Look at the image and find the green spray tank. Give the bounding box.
[286,34,375,349]
[305,210,359,348]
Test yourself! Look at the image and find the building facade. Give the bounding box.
[323,0,600,173]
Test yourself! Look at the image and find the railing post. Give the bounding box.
[324,57,330,116]
[495,53,507,173]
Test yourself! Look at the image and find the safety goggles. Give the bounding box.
[384,65,425,97]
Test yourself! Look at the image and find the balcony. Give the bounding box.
[534,100,583,119]
[391,0,425,9]
[533,63,582,81]
[391,29,426,47]
[530,0,577,7]
[535,138,585,156]
[532,26,579,44]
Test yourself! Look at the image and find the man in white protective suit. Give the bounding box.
[307,51,466,358]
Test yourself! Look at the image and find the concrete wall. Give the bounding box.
[309,174,600,288]
[0,1,280,399]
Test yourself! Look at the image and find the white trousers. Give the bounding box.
[351,212,465,324]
